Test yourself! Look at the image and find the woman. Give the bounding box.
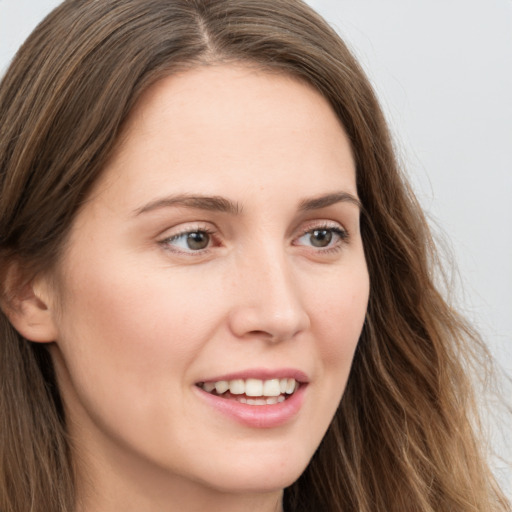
[0,1,509,511]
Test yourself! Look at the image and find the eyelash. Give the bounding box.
[160,225,219,256]
[294,223,349,253]
[159,223,349,255]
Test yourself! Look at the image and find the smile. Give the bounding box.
[198,378,299,405]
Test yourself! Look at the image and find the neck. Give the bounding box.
[72,433,284,512]
[77,485,284,512]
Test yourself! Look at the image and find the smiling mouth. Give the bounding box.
[197,378,299,405]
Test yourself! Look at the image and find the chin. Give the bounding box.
[190,448,312,495]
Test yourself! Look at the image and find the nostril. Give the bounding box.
[248,330,273,338]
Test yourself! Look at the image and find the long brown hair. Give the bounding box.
[0,1,509,511]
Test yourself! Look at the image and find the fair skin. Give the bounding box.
[18,65,369,511]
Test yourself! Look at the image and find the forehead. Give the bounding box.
[125,64,341,131]
[91,64,356,207]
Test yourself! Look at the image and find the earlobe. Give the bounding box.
[1,264,58,343]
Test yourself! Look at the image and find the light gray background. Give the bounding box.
[1,0,510,496]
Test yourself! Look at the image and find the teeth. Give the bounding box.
[245,378,263,397]
[247,398,267,405]
[229,379,245,395]
[200,377,299,399]
[239,395,287,405]
[262,379,281,397]
[214,380,229,394]
[203,381,216,393]
[285,378,296,394]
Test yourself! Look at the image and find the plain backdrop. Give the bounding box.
[1,0,511,497]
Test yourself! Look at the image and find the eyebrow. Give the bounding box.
[134,190,361,216]
[298,192,361,211]
[134,194,243,216]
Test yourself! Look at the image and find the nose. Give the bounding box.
[227,247,311,343]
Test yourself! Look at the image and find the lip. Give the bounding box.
[194,368,309,429]
[198,368,309,384]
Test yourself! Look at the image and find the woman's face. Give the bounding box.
[47,65,369,505]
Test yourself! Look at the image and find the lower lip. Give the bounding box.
[194,385,306,428]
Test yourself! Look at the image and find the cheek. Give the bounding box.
[53,257,230,389]
[308,265,368,428]
[50,263,229,454]
[292,264,368,455]
[311,265,369,364]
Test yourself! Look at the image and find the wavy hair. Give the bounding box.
[0,1,509,511]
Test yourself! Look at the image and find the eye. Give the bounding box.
[295,226,348,250]
[162,229,214,253]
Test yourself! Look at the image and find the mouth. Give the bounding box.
[196,377,300,406]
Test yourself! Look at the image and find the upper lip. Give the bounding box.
[196,368,309,384]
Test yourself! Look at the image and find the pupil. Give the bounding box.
[311,229,332,247]
[187,232,209,250]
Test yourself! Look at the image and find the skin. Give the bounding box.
[34,65,370,511]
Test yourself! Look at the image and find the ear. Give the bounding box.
[1,262,58,343]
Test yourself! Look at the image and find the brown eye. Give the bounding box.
[295,226,347,250]
[165,230,212,252]
[186,231,210,250]
[309,229,332,247]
